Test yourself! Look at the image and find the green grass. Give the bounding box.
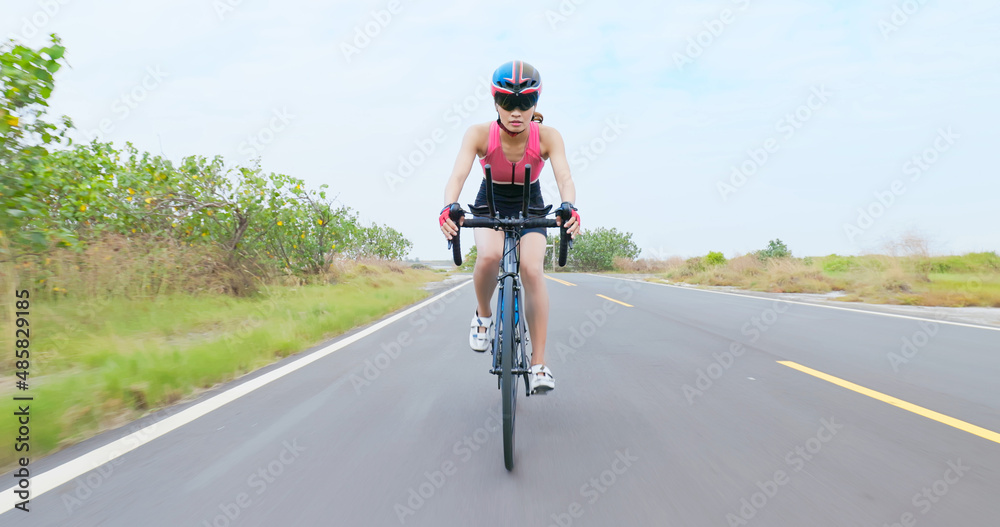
[0,265,442,470]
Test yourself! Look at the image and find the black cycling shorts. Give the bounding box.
[473,179,547,238]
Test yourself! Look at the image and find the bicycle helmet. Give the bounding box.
[491,60,542,111]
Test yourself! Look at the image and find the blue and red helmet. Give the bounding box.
[491,60,542,111]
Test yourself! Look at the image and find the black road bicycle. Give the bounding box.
[446,163,573,471]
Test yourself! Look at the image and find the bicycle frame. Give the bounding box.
[490,226,532,394]
[445,162,572,470]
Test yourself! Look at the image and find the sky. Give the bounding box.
[3,0,999,260]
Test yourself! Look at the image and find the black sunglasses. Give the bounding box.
[494,92,537,112]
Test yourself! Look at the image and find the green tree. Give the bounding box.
[757,239,791,260]
[1,35,77,254]
[0,36,415,274]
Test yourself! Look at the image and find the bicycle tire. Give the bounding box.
[499,275,517,471]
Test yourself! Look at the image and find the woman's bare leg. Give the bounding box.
[472,227,504,323]
[517,232,549,366]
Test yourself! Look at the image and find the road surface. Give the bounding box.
[2,273,998,526]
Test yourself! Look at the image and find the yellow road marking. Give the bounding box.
[545,275,576,286]
[778,361,1000,445]
[596,294,633,307]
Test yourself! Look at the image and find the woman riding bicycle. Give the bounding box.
[438,60,581,394]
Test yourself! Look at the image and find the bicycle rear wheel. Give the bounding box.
[499,275,517,471]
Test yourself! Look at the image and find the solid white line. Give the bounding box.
[0,278,473,513]
[584,273,1000,332]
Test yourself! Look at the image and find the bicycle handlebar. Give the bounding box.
[447,163,573,267]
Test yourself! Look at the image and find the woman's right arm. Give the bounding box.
[442,125,485,206]
[440,125,485,240]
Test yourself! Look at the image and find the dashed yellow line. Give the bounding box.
[778,361,1000,445]
[545,275,576,286]
[596,294,633,307]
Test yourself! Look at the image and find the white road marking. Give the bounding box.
[0,278,473,513]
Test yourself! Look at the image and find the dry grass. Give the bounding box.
[611,245,1000,307]
[0,233,420,302]
[663,255,847,293]
[6,233,258,300]
[612,256,683,273]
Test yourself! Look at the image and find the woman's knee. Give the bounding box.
[475,249,501,270]
[521,261,545,284]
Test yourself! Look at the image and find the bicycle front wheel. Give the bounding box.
[499,275,517,471]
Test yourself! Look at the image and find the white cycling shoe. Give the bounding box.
[529,364,555,394]
[469,310,494,352]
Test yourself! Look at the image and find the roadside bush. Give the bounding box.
[756,239,791,260]
[705,251,726,266]
[459,245,477,271]
[561,227,640,271]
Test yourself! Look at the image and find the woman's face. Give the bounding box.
[495,103,535,133]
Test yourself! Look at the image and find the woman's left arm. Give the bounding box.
[542,126,581,236]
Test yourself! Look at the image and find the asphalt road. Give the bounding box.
[2,273,999,526]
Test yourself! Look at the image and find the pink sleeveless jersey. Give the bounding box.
[479,120,545,184]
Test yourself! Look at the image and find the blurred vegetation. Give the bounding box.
[705,251,726,266]
[1,35,412,301]
[0,36,428,468]
[612,237,1000,308]
[459,244,477,271]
